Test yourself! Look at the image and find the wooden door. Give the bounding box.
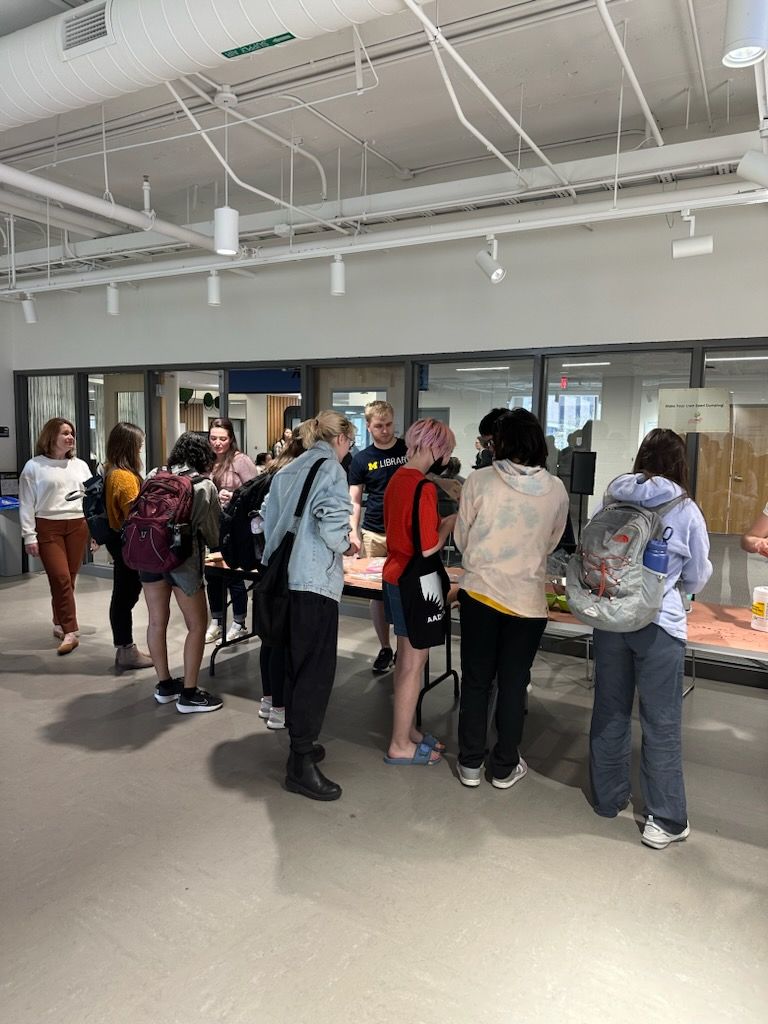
[697,406,768,534]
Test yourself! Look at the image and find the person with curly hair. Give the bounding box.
[139,432,223,712]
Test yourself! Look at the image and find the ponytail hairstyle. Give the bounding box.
[106,421,144,480]
[632,428,690,495]
[298,411,355,448]
[208,417,239,488]
[270,433,306,472]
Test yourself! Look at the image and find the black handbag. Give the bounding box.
[252,458,326,647]
[398,478,450,650]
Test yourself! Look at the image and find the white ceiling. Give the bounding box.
[0,1,762,260]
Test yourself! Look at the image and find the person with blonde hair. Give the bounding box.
[262,411,359,800]
[382,418,457,766]
[348,399,408,674]
[19,417,92,655]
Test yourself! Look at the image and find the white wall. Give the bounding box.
[6,203,767,379]
[0,305,16,471]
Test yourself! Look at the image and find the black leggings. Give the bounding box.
[106,533,143,647]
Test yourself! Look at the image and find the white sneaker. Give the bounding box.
[491,757,528,790]
[226,621,249,643]
[457,763,482,788]
[266,707,286,730]
[258,696,273,720]
[205,622,222,644]
[641,816,691,850]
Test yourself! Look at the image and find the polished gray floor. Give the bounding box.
[1,572,767,1024]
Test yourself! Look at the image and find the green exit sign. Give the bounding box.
[222,33,295,59]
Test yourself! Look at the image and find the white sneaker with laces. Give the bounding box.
[491,757,528,790]
[205,622,222,644]
[457,763,482,788]
[641,816,691,849]
[258,696,273,720]
[266,707,286,730]
[226,621,249,643]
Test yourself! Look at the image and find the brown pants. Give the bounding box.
[36,518,89,634]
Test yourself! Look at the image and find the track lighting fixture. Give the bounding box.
[21,294,37,324]
[671,210,714,259]
[107,282,120,315]
[475,236,506,283]
[722,0,768,67]
[207,270,221,307]
[214,205,239,256]
[737,149,768,187]
[330,254,346,296]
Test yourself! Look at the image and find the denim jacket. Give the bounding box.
[261,442,352,603]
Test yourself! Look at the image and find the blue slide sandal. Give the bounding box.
[383,741,441,766]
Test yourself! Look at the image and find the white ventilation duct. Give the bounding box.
[0,0,405,133]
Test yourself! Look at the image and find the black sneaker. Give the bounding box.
[176,688,223,714]
[372,646,394,674]
[154,678,183,705]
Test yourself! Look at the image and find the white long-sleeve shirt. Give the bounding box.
[19,455,92,543]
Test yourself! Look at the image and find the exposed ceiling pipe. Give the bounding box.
[0,189,111,238]
[166,81,348,236]
[6,182,766,296]
[183,76,329,201]
[685,0,714,133]
[0,160,217,251]
[276,92,414,180]
[0,0,404,133]
[400,0,575,197]
[594,0,664,147]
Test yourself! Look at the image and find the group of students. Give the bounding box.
[19,406,767,847]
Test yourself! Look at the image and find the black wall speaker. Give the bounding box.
[570,450,597,496]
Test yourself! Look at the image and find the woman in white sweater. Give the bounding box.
[19,417,92,654]
[455,409,569,789]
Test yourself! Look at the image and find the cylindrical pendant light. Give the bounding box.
[475,236,506,283]
[722,0,768,67]
[207,270,221,306]
[330,254,346,296]
[737,149,768,186]
[214,206,239,256]
[21,294,37,324]
[107,282,120,316]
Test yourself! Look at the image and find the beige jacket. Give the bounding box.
[456,461,569,617]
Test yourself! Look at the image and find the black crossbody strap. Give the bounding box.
[410,477,432,556]
[293,458,327,519]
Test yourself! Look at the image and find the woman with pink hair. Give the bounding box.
[382,418,456,766]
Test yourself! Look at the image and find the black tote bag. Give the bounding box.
[398,478,451,650]
[253,458,326,647]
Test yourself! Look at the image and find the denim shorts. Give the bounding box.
[382,581,408,638]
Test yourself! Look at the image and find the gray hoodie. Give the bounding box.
[456,460,569,617]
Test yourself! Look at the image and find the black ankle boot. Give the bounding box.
[285,751,340,801]
[311,744,325,764]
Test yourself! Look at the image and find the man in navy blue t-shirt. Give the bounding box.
[348,400,408,673]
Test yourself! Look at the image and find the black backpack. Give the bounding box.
[66,472,112,545]
[398,479,450,649]
[219,473,273,571]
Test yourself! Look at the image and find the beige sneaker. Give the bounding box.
[115,644,153,670]
[57,633,79,656]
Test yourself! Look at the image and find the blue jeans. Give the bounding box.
[590,623,687,830]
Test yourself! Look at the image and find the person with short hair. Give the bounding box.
[104,421,153,671]
[589,428,712,850]
[140,432,223,713]
[382,418,457,766]
[262,411,359,801]
[455,409,569,789]
[741,501,768,558]
[19,417,92,655]
[348,400,408,674]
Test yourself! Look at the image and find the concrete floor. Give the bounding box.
[1,572,767,1024]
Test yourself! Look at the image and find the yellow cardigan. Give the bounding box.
[105,468,141,530]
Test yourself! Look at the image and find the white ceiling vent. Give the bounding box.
[61,2,114,60]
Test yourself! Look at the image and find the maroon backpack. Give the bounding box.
[122,469,201,573]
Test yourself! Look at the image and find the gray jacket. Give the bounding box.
[262,442,352,602]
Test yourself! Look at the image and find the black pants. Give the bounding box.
[205,569,248,622]
[285,591,339,754]
[458,591,546,776]
[106,533,143,647]
[259,643,286,707]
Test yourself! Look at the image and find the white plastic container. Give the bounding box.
[751,586,768,632]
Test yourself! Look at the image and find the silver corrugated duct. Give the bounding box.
[0,0,405,133]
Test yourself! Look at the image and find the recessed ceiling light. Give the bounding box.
[561,362,611,368]
[455,366,510,372]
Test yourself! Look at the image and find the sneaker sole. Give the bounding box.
[458,774,481,788]
[258,710,271,719]
[285,777,341,801]
[491,767,528,789]
[266,721,286,730]
[176,702,223,714]
[154,693,180,705]
[642,826,691,850]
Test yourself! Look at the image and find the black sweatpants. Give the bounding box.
[458,590,546,776]
[259,643,286,707]
[106,533,143,647]
[285,590,339,754]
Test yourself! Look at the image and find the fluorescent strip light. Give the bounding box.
[455,366,510,372]
[705,356,768,362]
[561,361,611,368]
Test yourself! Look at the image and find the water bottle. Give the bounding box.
[643,538,669,575]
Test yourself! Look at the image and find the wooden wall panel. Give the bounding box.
[267,395,299,451]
